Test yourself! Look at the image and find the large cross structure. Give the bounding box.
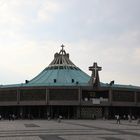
[89,62,102,87]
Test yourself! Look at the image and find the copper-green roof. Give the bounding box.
[26,45,90,86]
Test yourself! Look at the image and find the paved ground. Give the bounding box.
[0,119,139,139]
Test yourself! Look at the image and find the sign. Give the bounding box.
[92,98,109,104]
[92,98,100,104]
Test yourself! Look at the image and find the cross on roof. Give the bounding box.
[89,62,102,77]
[61,44,65,51]
[59,44,66,55]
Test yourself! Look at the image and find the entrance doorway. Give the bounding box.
[50,106,76,119]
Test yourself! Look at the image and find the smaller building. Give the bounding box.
[0,45,140,119]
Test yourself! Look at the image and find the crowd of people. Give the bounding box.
[115,114,140,124]
[0,113,140,125]
[0,113,34,121]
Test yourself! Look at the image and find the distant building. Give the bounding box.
[0,45,140,119]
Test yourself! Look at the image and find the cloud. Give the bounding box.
[0,0,61,29]
[37,0,61,22]
[0,0,26,26]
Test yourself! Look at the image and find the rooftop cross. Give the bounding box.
[89,62,102,77]
[61,44,64,51]
[89,62,102,87]
[60,44,66,55]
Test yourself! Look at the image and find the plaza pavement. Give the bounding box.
[0,119,139,139]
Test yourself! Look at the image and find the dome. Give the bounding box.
[27,45,90,86]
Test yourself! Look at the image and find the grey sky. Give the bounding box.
[0,0,140,86]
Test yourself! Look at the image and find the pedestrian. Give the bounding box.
[92,114,95,120]
[123,115,126,120]
[12,114,15,121]
[116,115,120,124]
[19,113,23,119]
[9,114,11,121]
[128,115,132,123]
[58,115,62,123]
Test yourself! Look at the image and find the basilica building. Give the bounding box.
[0,45,140,119]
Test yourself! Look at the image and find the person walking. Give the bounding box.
[128,115,132,123]
[116,115,120,124]
[58,115,62,123]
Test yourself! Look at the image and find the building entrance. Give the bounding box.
[50,106,76,119]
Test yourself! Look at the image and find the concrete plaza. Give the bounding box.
[0,119,139,140]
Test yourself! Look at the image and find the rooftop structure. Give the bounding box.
[1,45,140,90]
[27,45,90,86]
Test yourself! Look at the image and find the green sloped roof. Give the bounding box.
[25,45,90,86]
[26,69,90,86]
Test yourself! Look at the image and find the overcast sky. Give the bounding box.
[0,0,140,86]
